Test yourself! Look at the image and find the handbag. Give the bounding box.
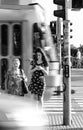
[22,79,28,94]
[20,69,28,94]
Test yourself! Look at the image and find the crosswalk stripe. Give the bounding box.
[43,69,83,114]
[43,95,83,113]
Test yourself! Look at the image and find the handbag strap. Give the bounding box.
[20,69,24,80]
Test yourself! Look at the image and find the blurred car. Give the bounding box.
[0,92,48,130]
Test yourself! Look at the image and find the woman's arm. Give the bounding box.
[5,71,9,93]
[38,66,49,76]
[29,65,38,73]
[21,69,28,82]
[5,78,8,93]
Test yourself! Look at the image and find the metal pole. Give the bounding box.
[63,0,71,125]
[56,5,62,95]
[56,5,62,69]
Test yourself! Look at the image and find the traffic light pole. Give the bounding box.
[63,0,71,125]
[56,5,62,95]
[53,0,71,125]
[56,5,62,70]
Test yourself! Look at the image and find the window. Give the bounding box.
[1,24,8,56]
[1,59,8,89]
[13,24,22,56]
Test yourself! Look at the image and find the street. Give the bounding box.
[43,69,83,113]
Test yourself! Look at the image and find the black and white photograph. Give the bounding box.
[0,0,83,130]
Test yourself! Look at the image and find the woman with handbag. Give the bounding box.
[28,47,49,108]
[5,58,28,96]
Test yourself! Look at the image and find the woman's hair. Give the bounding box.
[12,58,21,68]
[34,47,49,67]
[12,58,20,63]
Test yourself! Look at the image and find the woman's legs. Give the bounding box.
[31,94,43,109]
[38,95,43,109]
[30,94,40,109]
[29,90,44,109]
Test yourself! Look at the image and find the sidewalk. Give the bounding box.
[45,113,83,130]
[43,86,83,129]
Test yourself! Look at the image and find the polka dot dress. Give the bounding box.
[28,62,46,97]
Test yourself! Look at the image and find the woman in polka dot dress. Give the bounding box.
[28,47,49,106]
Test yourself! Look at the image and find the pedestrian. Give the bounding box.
[5,58,28,96]
[28,47,49,108]
[77,48,81,68]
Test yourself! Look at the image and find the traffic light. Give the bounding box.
[69,22,73,38]
[53,0,65,20]
[64,65,69,78]
[72,0,83,9]
[50,21,56,34]
[50,21,57,44]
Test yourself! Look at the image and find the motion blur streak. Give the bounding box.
[0,93,48,130]
[6,108,48,126]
